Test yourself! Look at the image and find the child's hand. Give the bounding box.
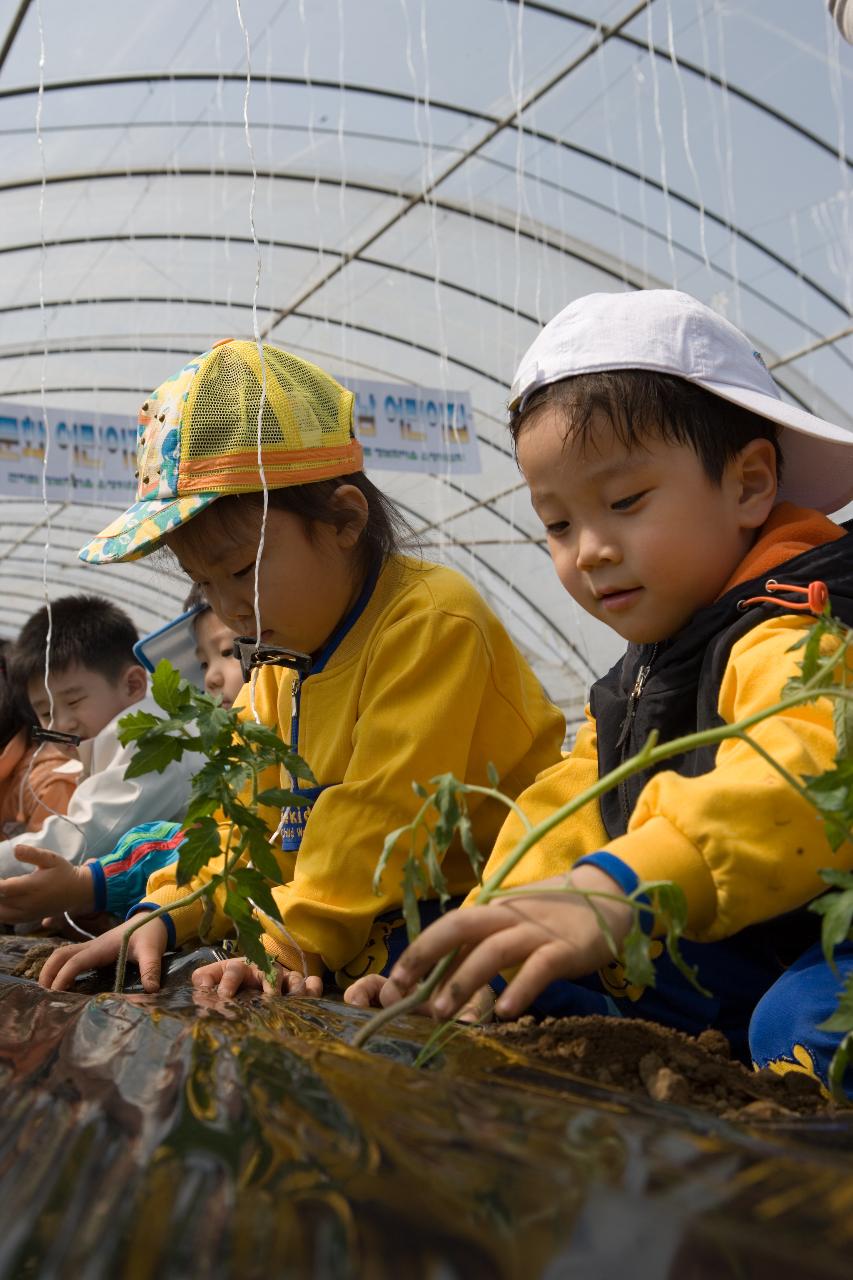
[38,914,169,993]
[384,864,634,1021]
[344,973,495,1022]
[344,973,391,1008]
[191,957,323,998]
[0,846,94,924]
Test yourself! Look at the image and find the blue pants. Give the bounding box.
[749,940,853,1097]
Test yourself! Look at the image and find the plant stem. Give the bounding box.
[350,952,457,1048]
[113,883,213,993]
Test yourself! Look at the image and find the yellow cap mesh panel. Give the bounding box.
[182,341,354,461]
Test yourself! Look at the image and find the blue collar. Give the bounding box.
[309,561,381,676]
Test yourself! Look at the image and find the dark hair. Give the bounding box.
[183,582,212,636]
[0,639,37,751]
[8,595,140,690]
[510,370,783,485]
[171,471,415,575]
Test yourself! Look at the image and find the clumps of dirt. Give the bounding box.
[487,1015,837,1121]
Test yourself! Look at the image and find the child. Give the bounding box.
[0,595,244,927]
[38,339,565,994]
[0,596,197,899]
[354,290,853,1089]
[0,641,79,841]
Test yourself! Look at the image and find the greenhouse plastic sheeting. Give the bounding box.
[1,938,853,1280]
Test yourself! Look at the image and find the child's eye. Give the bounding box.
[546,521,570,536]
[221,648,234,659]
[611,491,647,511]
[232,562,256,579]
[199,661,208,671]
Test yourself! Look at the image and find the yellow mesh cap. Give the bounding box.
[79,339,363,564]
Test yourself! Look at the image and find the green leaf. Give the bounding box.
[116,709,162,745]
[818,972,853,1032]
[621,919,656,990]
[827,1031,853,1103]
[638,880,711,998]
[431,773,463,852]
[151,659,192,714]
[458,813,484,880]
[486,761,500,788]
[123,734,184,778]
[229,866,282,922]
[244,837,287,886]
[809,888,853,972]
[372,823,411,895]
[402,856,428,942]
[820,867,853,892]
[422,833,450,905]
[256,787,309,809]
[175,817,221,884]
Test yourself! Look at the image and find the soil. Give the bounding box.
[486,1014,843,1122]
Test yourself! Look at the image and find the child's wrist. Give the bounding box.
[72,863,97,913]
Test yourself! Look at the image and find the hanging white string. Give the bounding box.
[34,0,53,735]
[825,8,852,314]
[664,0,711,284]
[645,2,677,286]
[233,0,308,985]
[234,0,269,729]
[711,0,742,324]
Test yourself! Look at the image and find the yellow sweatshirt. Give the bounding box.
[470,506,853,943]
[144,556,565,972]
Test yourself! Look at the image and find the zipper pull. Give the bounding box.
[616,658,653,749]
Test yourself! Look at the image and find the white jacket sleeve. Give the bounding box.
[0,694,197,877]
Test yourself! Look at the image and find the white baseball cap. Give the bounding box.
[510,290,853,515]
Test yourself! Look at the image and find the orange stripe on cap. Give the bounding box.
[178,440,363,492]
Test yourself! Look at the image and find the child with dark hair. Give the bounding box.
[37,339,564,994]
[0,595,196,889]
[0,640,79,841]
[354,290,853,1094]
[0,592,244,928]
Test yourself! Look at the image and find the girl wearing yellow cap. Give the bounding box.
[39,340,564,995]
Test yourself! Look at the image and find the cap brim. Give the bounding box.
[698,379,853,515]
[79,492,220,564]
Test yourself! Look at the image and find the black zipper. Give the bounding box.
[616,644,658,828]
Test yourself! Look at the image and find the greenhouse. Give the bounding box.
[0,1,852,1276]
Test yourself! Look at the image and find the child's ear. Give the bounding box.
[123,663,148,702]
[329,484,369,549]
[733,438,778,530]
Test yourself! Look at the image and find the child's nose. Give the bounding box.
[205,664,223,693]
[575,527,618,570]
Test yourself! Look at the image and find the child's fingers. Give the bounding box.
[456,984,497,1024]
[388,905,516,993]
[430,923,537,1019]
[191,961,227,990]
[215,960,259,998]
[12,845,61,871]
[493,941,574,1019]
[282,970,323,998]
[344,974,386,1008]
[38,943,91,991]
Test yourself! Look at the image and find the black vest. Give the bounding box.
[589,527,853,841]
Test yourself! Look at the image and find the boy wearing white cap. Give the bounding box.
[367,290,853,1091]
